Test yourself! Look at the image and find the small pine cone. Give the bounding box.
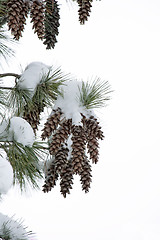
[80,155,92,193]
[84,115,104,140]
[87,135,99,164]
[54,145,69,173]
[42,160,59,193]
[43,0,60,49]
[77,0,92,25]
[23,102,45,133]
[71,125,86,174]
[41,108,62,140]
[7,0,26,40]
[30,0,45,40]
[60,161,73,198]
[49,119,72,155]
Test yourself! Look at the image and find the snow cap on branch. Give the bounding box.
[9,117,35,147]
[18,62,50,92]
[0,156,13,195]
[54,80,86,125]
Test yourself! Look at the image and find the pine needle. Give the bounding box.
[79,78,112,109]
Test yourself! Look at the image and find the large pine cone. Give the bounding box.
[7,0,29,40]
[60,161,74,198]
[30,0,45,40]
[43,0,60,49]
[80,155,92,192]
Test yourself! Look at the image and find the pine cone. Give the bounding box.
[7,0,27,40]
[71,125,86,174]
[42,160,59,193]
[49,119,72,155]
[30,0,45,40]
[80,155,92,193]
[83,115,104,140]
[43,0,60,49]
[87,135,99,164]
[23,102,45,133]
[60,161,73,198]
[77,0,92,25]
[54,145,69,173]
[41,108,62,140]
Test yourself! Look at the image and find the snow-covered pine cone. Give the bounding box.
[7,0,29,40]
[23,102,45,133]
[54,145,69,173]
[43,0,60,49]
[71,125,86,174]
[60,161,74,198]
[49,119,72,155]
[30,0,45,40]
[41,108,62,140]
[77,0,92,25]
[80,155,92,193]
[42,160,59,193]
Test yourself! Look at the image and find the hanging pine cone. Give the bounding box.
[49,119,72,155]
[7,0,29,40]
[41,108,62,140]
[43,0,60,49]
[30,0,45,40]
[80,155,92,193]
[60,161,74,198]
[77,0,93,25]
[54,145,69,173]
[71,125,86,174]
[87,135,99,164]
[42,160,59,193]
[23,101,45,133]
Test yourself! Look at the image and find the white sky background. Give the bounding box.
[1,0,160,239]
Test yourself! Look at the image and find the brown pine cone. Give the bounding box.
[77,0,92,25]
[42,160,59,193]
[41,108,62,140]
[80,155,92,193]
[54,145,69,173]
[30,0,45,40]
[71,125,86,174]
[49,119,72,155]
[84,115,104,140]
[60,161,73,198]
[87,135,99,164]
[7,0,27,40]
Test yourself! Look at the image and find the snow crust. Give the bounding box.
[0,213,28,240]
[9,117,35,147]
[0,156,13,194]
[18,62,50,92]
[54,80,88,125]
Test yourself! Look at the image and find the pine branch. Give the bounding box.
[0,73,20,79]
[79,78,112,109]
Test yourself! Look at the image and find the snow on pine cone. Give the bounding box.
[7,0,30,40]
[42,107,104,197]
[77,0,93,25]
[43,0,60,49]
[30,0,45,40]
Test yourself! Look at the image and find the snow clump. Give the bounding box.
[0,156,13,194]
[18,62,50,92]
[9,117,35,147]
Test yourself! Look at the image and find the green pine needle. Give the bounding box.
[33,67,67,107]
[4,141,44,191]
[5,87,32,116]
[79,78,112,109]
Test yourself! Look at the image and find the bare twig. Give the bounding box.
[0,73,21,79]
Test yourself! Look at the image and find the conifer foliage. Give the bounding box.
[0,0,100,49]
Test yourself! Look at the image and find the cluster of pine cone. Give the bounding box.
[42,107,104,198]
[4,0,60,49]
[2,0,94,48]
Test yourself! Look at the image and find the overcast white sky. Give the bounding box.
[1,0,160,239]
